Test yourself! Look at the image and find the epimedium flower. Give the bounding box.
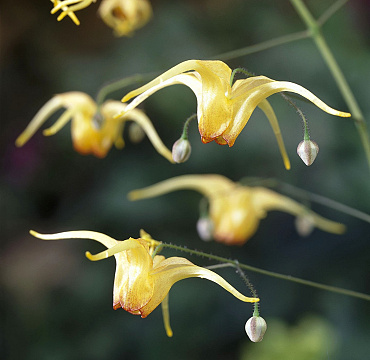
[128,174,346,245]
[30,229,259,337]
[98,0,152,37]
[118,60,351,169]
[15,92,173,162]
[51,0,97,25]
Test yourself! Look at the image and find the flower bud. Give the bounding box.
[129,122,146,144]
[297,139,319,166]
[295,213,315,237]
[172,138,191,163]
[245,316,267,342]
[196,217,214,241]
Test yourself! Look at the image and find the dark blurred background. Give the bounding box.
[1,1,369,359]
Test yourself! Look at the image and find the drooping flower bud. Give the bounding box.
[297,139,319,166]
[295,213,315,237]
[196,216,214,241]
[245,315,267,342]
[129,122,146,144]
[172,138,192,163]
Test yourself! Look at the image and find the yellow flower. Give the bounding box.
[119,60,351,169]
[128,175,346,245]
[30,229,259,337]
[50,0,96,25]
[98,0,152,36]
[15,92,173,162]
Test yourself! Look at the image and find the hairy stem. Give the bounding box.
[161,243,370,301]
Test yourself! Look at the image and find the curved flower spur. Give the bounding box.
[15,92,173,162]
[128,174,346,245]
[118,60,351,169]
[30,229,259,337]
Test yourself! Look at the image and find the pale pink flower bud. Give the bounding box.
[245,316,267,342]
[172,138,191,163]
[297,139,319,166]
[196,217,214,241]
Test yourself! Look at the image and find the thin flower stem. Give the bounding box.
[229,68,254,87]
[317,0,349,26]
[161,243,370,301]
[213,30,310,62]
[280,93,310,140]
[181,114,197,140]
[95,72,158,106]
[289,0,370,169]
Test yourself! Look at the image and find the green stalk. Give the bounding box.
[95,72,158,106]
[214,30,309,62]
[160,243,370,301]
[289,0,370,169]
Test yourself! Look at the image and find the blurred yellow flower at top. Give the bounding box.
[15,92,173,162]
[128,174,346,245]
[30,229,259,337]
[119,60,351,169]
[99,0,152,37]
[50,0,152,36]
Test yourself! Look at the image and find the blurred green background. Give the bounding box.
[1,0,369,359]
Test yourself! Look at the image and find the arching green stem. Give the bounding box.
[160,242,370,301]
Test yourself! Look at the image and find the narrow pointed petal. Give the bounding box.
[30,230,119,249]
[104,101,175,163]
[119,73,202,116]
[128,174,235,201]
[223,78,351,145]
[86,238,142,261]
[15,96,63,147]
[121,60,206,103]
[140,256,259,317]
[251,187,346,234]
[257,99,291,170]
[161,294,173,337]
[43,108,76,136]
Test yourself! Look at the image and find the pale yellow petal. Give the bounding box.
[121,60,204,103]
[30,229,119,249]
[251,187,346,234]
[223,78,351,145]
[85,238,142,261]
[161,294,173,337]
[128,174,235,201]
[15,96,63,147]
[103,100,175,163]
[119,73,202,116]
[42,108,76,136]
[257,99,291,170]
[139,256,258,317]
[112,239,154,312]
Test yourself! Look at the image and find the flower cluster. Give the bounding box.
[17,3,356,343]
